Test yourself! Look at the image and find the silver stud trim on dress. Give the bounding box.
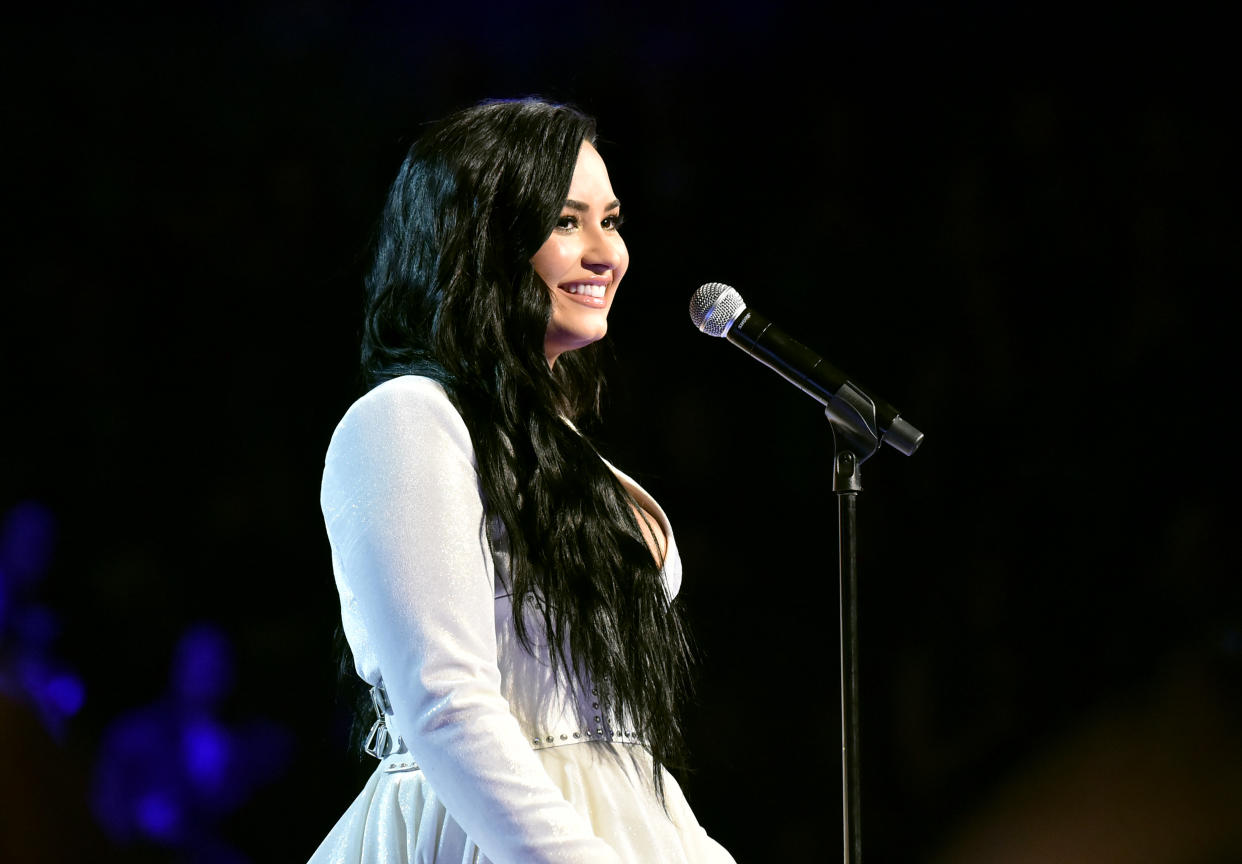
[371,675,645,769]
[529,726,645,751]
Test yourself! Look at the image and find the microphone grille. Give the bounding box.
[689,282,746,337]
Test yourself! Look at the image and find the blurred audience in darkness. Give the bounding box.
[91,623,293,861]
[933,641,1242,863]
[1,501,97,861]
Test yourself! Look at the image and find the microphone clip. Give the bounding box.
[825,381,880,492]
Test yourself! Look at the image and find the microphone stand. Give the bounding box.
[824,381,883,864]
[687,281,924,860]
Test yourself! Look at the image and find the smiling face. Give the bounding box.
[533,140,628,367]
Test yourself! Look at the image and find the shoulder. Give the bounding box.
[341,374,457,422]
[333,375,464,436]
[326,375,474,465]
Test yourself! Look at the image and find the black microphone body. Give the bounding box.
[728,305,903,435]
[691,283,923,456]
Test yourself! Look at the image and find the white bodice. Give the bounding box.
[320,375,680,863]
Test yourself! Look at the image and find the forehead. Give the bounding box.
[567,141,616,201]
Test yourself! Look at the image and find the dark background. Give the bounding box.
[4,2,1239,862]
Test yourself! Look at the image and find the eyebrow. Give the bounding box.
[564,198,621,212]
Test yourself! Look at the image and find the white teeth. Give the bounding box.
[564,283,605,298]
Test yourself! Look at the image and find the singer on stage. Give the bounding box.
[307,99,735,863]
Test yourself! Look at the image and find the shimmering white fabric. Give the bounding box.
[310,376,734,864]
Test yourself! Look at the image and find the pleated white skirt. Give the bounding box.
[307,743,735,864]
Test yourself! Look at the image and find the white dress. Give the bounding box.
[309,375,735,864]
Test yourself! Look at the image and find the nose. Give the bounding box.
[582,224,622,275]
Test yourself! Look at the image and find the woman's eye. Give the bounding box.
[555,214,579,231]
[602,213,624,230]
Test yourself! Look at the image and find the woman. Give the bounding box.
[309,99,735,863]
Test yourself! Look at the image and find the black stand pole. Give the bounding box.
[825,383,883,864]
[836,448,864,864]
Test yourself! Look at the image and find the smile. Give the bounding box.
[557,282,608,307]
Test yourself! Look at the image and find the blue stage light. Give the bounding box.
[135,791,183,842]
[182,717,232,794]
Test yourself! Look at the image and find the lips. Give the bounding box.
[557,282,608,308]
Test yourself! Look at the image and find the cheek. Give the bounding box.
[531,238,573,287]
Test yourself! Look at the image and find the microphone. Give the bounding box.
[689,282,923,456]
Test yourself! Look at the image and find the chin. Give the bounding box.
[546,325,608,363]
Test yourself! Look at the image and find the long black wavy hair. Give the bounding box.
[359,98,693,797]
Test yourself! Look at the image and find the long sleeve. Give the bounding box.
[320,376,622,864]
